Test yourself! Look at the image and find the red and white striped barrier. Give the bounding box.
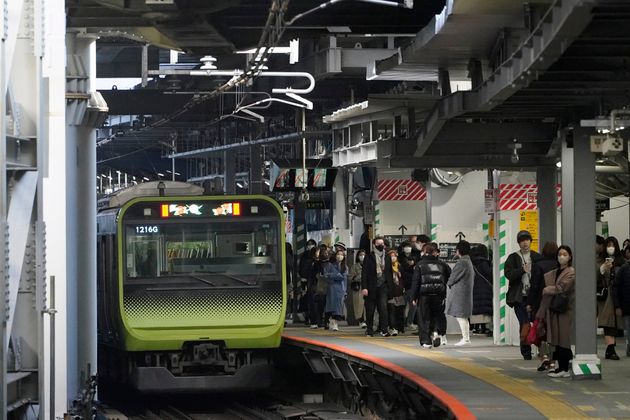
[377,179,427,201]
[499,184,562,211]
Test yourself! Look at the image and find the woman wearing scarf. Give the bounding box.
[446,241,475,346]
[386,250,406,335]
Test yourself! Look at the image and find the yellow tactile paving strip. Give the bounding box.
[305,331,599,419]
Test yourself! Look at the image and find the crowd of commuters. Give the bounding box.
[293,228,630,378]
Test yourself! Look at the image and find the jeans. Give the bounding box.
[417,295,445,345]
[513,302,532,358]
[365,284,389,334]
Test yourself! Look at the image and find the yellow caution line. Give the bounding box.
[350,337,589,420]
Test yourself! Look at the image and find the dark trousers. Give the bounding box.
[417,295,446,345]
[405,288,417,326]
[388,303,405,332]
[308,291,326,326]
[554,346,573,372]
[365,284,389,334]
[513,302,532,358]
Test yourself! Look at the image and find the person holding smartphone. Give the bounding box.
[598,236,625,360]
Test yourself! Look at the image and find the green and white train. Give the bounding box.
[96,181,286,393]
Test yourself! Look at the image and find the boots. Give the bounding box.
[605,344,620,360]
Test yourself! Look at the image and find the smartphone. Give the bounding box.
[606,257,614,263]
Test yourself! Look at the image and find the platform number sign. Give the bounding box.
[397,184,408,195]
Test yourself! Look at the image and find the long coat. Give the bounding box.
[597,257,625,330]
[537,267,575,348]
[323,261,347,316]
[349,262,365,319]
[446,255,474,318]
[471,256,493,316]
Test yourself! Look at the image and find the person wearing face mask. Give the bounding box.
[349,250,367,328]
[306,247,325,329]
[597,236,625,360]
[612,249,630,357]
[386,250,406,335]
[536,246,576,378]
[415,234,431,258]
[505,230,543,360]
[361,237,390,337]
[446,241,475,346]
[323,250,348,332]
[399,241,420,330]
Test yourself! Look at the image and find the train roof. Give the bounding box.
[99,181,204,209]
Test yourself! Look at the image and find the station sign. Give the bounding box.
[595,198,610,211]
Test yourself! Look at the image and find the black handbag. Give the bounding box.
[549,293,568,313]
[596,286,608,302]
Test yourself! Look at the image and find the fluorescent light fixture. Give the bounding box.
[556,161,562,168]
[236,182,244,188]
[143,177,149,181]
[157,173,164,177]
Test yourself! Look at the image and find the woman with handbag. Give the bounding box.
[386,250,406,336]
[538,245,576,378]
[349,250,367,328]
[597,236,625,360]
[324,250,348,332]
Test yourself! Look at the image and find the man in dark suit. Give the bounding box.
[361,236,390,336]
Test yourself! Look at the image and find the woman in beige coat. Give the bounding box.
[537,245,576,378]
[349,250,366,328]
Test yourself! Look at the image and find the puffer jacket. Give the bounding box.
[411,255,451,299]
[613,261,630,316]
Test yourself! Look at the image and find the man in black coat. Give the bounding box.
[361,236,390,337]
[504,230,542,360]
[399,241,420,328]
[412,243,451,348]
[613,259,630,357]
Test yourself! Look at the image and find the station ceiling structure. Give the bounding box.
[66,0,630,197]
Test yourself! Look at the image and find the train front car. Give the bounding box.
[97,192,286,394]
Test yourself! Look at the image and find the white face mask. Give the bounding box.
[607,247,615,256]
[403,247,412,255]
[336,255,344,262]
[306,244,314,251]
[558,255,570,265]
[358,255,365,262]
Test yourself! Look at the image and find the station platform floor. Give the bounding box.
[283,325,630,419]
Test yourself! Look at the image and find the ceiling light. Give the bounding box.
[556,161,562,168]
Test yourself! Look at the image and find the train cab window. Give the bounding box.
[123,219,279,289]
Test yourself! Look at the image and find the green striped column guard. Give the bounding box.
[296,223,306,255]
[431,224,438,241]
[374,202,380,236]
[572,361,601,377]
[498,219,507,344]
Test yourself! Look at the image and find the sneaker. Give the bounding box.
[537,359,551,372]
[310,324,318,329]
[454,339,471,347]
[432,333,441,348]
[365,330,374,337]
[441,336,448,346]
[390,328,399,336]
[410,324,419,331]
[380,331,391,337]
[547,369,570,378]
[330,319,339,331]
[421,344,433,349]
[360,322,367,329]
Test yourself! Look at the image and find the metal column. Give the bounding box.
[223,151,235,194]
[561,128,600,379]
[537,167,558,246]
[250,145,263,194]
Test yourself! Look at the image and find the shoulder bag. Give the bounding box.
[549,293,568,313]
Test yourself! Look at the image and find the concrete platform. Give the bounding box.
[283,325,630,419]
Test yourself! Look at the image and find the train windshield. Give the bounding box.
[124,219,280,288]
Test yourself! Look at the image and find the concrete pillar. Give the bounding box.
[537,167,557,246]
[407,107,416,138]
[438,68,451,96]
[561,128,600,378]
[223,151,235,194]
[250,145,263,194]
[333,169,348,234]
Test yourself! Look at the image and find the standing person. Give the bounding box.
[324,250,347,332]
[613,256,630,357]
[399,241,420,330]
[470,245,493,336]
[446,240,475,346]
[598,236,625,360]
[359,224,372,254]
[536,246,575,378]
[349,250,367,328]
[412,243,450,348]
[529,241,559,371]
[330,241,347,262]
[414,235,431,258]
[386,250,405,335]
[307,248,327,329]
[361,237,390,337]
[298,239,317,323]
[285,243,295,321]
[505,230,542,359]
